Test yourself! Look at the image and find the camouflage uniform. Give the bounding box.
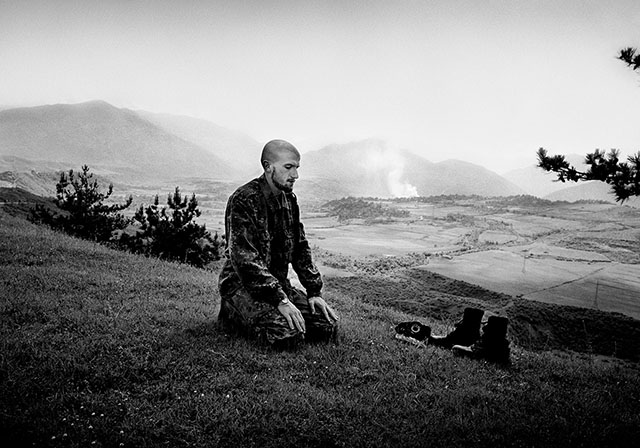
[218,174,337,345]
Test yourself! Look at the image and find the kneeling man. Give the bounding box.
[218,139,338,347]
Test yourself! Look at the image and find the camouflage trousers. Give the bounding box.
[218,287,338,347]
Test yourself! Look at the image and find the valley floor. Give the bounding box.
[301,200,640,321]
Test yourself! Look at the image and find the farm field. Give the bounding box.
[300,199,640,321]
[305,219,469,256]
[423,252,640,320]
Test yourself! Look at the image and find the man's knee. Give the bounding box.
[219,288,336,347]
[306,319,339,343]
[219,294,300,344]
[257,315,303,346]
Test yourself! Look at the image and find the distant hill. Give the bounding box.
[502,154,588,197]
[502,154,640,206]
[299,139,525,199]
[9,101,630,204]
[0,167,59,196]
[135,110,263,176]
[553,183,639,207]
[0,101,234,183]
[502,164,567,197]
[418,159,526,197]
[543,180,624,204]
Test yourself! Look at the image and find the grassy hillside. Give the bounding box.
[1,210,639,447]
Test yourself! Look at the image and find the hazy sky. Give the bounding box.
[1,0,640,173]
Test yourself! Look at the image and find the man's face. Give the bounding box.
[267,151,300,193]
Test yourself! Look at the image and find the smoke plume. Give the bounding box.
[361,142,418,198]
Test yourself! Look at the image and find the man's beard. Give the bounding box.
[272,171,294,192]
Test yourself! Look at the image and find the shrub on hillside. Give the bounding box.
[121,187,221,267]
[29,165,132,242]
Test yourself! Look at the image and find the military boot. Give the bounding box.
[429,307,484,349]
[452,315,510,364]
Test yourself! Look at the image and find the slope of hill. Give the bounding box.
[2,210,639,447]
[544,180,616,203]
[502,154,593,198]
[544,181,640,207]
[136,110,263,176]
[324,267,640,362]
[0,166,59,196]
[0,101,233,183]
[0,187,56,216]
[300,139,525,199]
[503,153,640,206]
[421,159,526,197]
[502,164,568,197]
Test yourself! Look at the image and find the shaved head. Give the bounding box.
[261,139,300,168]
[260,139,301,193]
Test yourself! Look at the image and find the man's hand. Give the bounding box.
[278,300,306,333]
[308,296,339,323]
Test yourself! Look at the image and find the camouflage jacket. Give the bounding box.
[218,174,323,307]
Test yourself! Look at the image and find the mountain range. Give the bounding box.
[0,101,234,182]
[0,101,626,203]
[299,139,525,199]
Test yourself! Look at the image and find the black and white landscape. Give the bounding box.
[2,1,640,446]
[1,100,628,204]
[2,99,639,321]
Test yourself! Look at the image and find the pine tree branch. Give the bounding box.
[537,148,640,203]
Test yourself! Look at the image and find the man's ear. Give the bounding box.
[262,160,270,171]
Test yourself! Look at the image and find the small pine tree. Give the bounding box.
[30,165,133,241]
[130,187,220,267]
